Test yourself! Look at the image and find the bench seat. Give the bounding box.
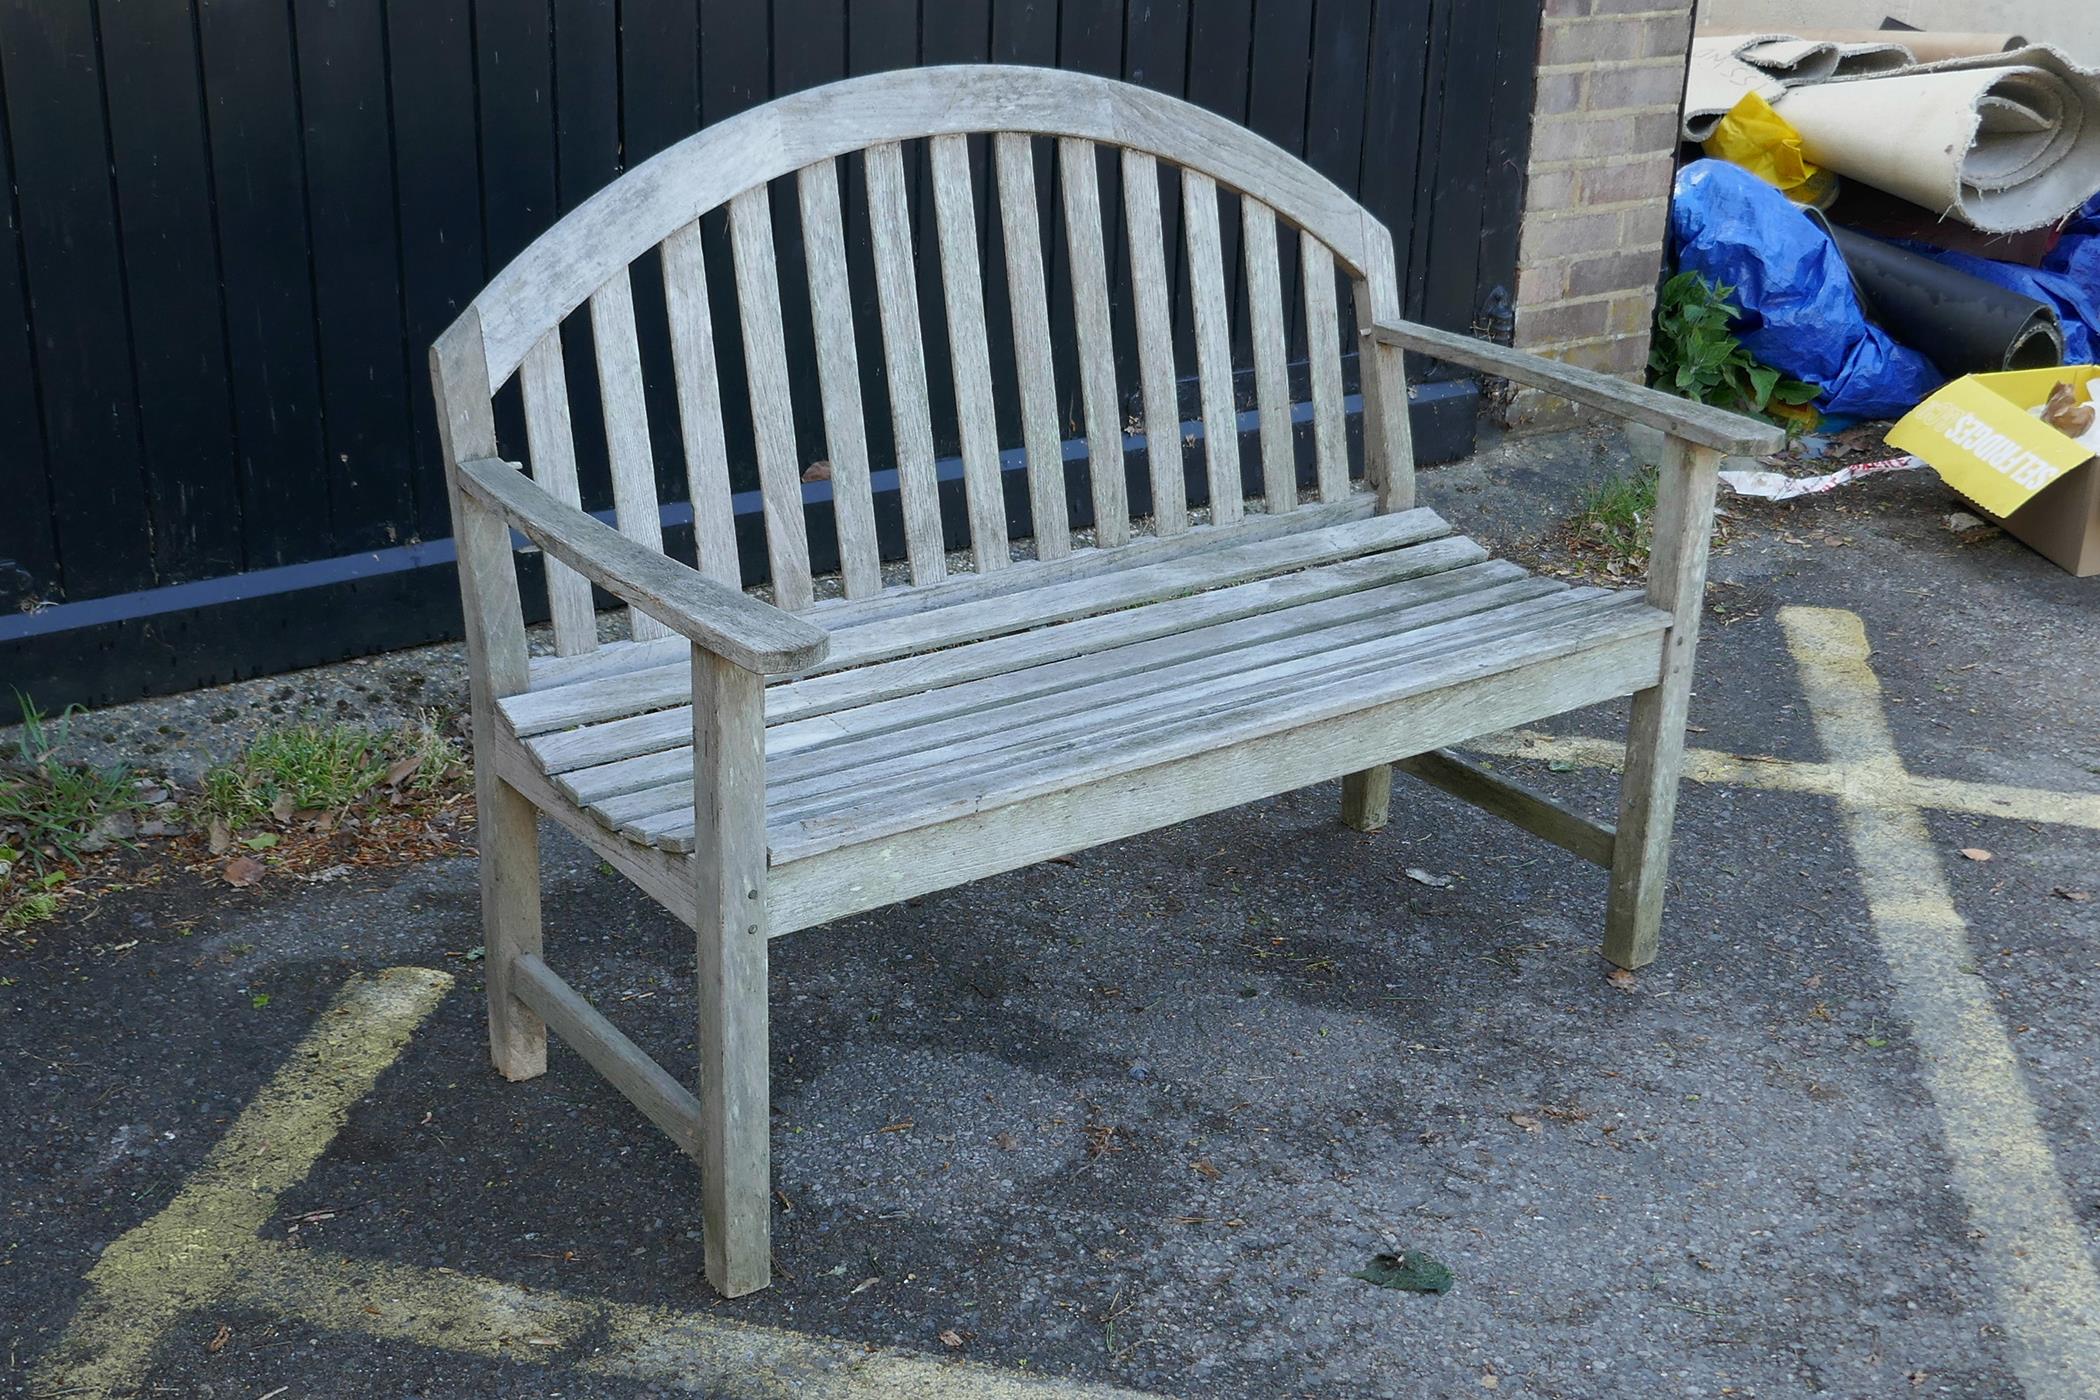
[497,504,1668,882]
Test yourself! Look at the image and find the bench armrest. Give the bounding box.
[1364,319,1787,458]
[456,457,829,674]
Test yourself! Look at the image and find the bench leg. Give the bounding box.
[693,650,771,1297]
[481,775,547,1081]
[1603,683,1691,969]
[1340,765,1394,831]
[1603,435,1719,970]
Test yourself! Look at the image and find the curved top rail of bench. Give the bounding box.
[439,64,1386,387]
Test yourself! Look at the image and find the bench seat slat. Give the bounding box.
[557,546,1514,809]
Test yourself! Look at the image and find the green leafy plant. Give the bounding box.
[1650,271,1820,423]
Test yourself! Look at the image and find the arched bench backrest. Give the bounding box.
[432,65,1414,656]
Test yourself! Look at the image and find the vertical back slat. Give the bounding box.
[728,187,817,610]
[1121,150,1187,536]
[993,133,1071,561]
[1240,199,1297,512]
[929,133,1012,573]
[660,221,742,588]
[864,142,947,587]
[1301,237,1349,503]
[587,269,671,641]
[518,330,599,655]
[796,158,884,597]
[1355,220,1417,512]
[1056,137,1128,548]
[1180,170,1242,528]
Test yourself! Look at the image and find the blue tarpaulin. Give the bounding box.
[1670,159,1945,419]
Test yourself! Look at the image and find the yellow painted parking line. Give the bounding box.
[1782,607,2100,1395]
[1468,608,2100,1397]
[32,966,455,1397]
[32,965,1158,1399]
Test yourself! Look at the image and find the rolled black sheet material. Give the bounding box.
[1805,208,2065,374]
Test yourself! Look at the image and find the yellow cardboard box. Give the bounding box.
[1888,365,2100,576]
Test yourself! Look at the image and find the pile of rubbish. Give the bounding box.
[1672,24,2100,576]
[1675,26,2100,418]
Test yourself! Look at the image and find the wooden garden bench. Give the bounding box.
[432,66,1783,1297]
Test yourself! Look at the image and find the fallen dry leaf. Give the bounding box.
[2053,887,2091,903]
[206,1322,232,1354]
[802,458,833,482]
[1960,847,1994,862]
[221,855,266,887]
[877,1119,914,1134]
[1190,1158,1222,1180]
[1403,868,1455,888]
[993,1131,1018,1150]
[208,818,232,855]
[938,1329,964,1348]
[269,792,297,824]
[1507,1113,1542,1133]
[1605,967,1637,991]
[849,1276,880,1295]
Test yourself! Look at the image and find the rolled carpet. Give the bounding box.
[1774,47,2100,233]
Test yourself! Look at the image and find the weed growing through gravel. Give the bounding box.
[0,694,153,930]
[1564,467,1660,577]
[201,714,466,833]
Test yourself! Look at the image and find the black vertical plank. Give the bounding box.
[1054,0,1123,436]
[1476,0,1543,333]
[0,0,155,597]
[292,0,417,550]
[1419,0,1499,338]
[99,0,243,584]
[0,101,57,611]
[987,0,1056,449]
[846,0,919,475]
[1118,0,1189,414]
[700,0,772,495]
[1360,0,1431,310]
[918,0,991,460]
[1402,4,1453,325]
[194,0,330,571]
[1296,0,1373,358]
[388,0,485,542]
[1239,0,1312,363]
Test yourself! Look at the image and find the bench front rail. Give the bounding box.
[431,65,1783,1297]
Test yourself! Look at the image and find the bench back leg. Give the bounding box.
[1605,436,1722,969]
[1340,765,1394,832]
[693,648,773,1296]
[482,775,548,1081]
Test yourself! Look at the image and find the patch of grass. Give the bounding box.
[1,693,151,931]
[201,713,467,834]
[1565,467,1659,575]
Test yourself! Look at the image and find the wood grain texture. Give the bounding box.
[930,134,1012,572]
[457,455,828,672]
[518,331,600,655]
[660,220,742,586]
[1057,137,1129,547]
[796,158,885,597]
[1301,238,1349,503]
[1605,437,1722,968]
[1240,199,1296,512]
[1339,765,1392,831]
[587,268,671,641]
[512,952,702,1160]
[1366,319,1787,456]
[863,142,947,585]
[691,647,771,1297]
[1399,748,1616,867]
[1181,169,1242,526]
[1122,150,1186,534]
[1353,217,1414,512]
[728,188,818,609]
[994,133,1071,560]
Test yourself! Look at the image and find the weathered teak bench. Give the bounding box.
[433,66,1783,1296]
